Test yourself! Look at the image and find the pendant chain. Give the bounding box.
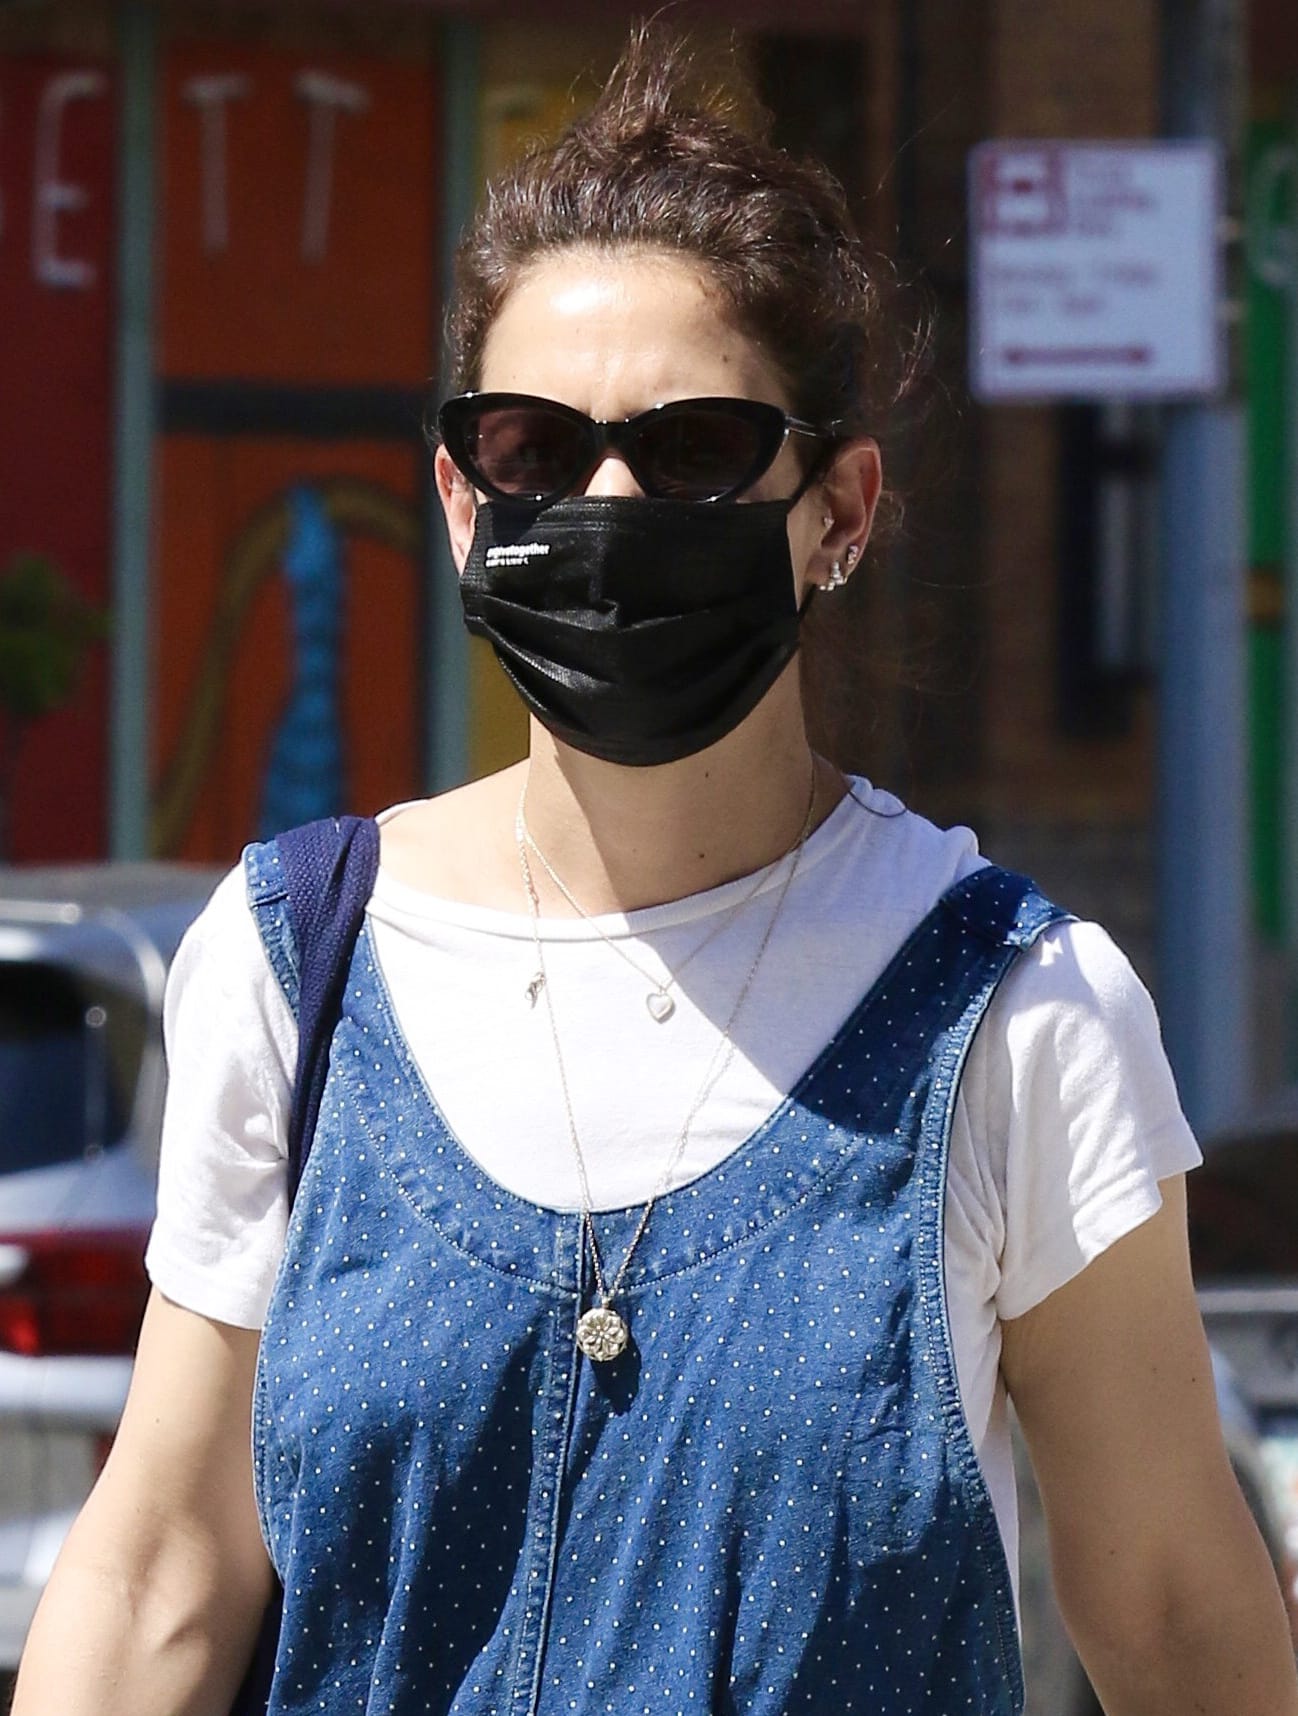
[515,763,819,1356]
[518,806,779,1023]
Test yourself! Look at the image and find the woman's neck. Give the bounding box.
[519,684,843,916]
[379,669,847,915]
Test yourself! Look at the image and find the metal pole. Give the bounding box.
[1157,0,1249,1132]
[109,4,157,859]
[424,19,480,794]
[1284,97,1298,1071]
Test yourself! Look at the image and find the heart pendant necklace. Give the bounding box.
[517,806,782,1024]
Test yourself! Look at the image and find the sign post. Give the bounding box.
[970,140,1223,402]
[970,125,1247,1136]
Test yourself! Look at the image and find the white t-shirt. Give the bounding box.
[146,780,1200,1604]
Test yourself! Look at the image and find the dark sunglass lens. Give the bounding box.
[635,405,773,500]
[465,403,589,499]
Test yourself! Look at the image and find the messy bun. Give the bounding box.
[444,23,928,545]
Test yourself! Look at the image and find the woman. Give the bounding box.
[14,30,1297,1716]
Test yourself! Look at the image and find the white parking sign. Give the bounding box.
[970,140,1224,401]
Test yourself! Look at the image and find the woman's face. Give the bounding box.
[435,248,880,598]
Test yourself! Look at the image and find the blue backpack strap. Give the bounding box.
[274,814,380,1204]
[231,814,378,1716]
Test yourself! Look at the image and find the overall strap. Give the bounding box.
[938,861,1069,952]
[275,814,381,1204]
[825,862,1070,1135]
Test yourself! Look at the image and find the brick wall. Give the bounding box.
[966,0,1162,941]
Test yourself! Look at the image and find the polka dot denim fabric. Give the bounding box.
[244,840,1068,1716]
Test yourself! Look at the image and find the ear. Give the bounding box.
[813,437,882,582]
[434,444,478,574]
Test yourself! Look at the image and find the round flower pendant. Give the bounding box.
[576,1304,629,1362]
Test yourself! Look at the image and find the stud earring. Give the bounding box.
[822,513,834,531]
[845,544,861,568]
[823,560,847,590]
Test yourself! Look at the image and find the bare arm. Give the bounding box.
[12,1288,274,1716]
[1002,1176,1298,1716]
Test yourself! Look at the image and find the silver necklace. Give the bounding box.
[516,766,819,1362]
[518,805,789,1023]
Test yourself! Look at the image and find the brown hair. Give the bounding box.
[443,24,928,541]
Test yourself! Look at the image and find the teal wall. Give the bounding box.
[1246,115,1294,941]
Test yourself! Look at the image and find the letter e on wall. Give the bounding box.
[32,69,108,289]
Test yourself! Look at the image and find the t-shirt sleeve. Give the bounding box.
[143,863,298,1330]
[962,918,1202,1323]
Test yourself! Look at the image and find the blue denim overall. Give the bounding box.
[245,840,1067,1716]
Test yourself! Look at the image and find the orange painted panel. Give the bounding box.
[0,55,116,858]
[158,43,437,384]
[152,436,425,863]
[464,75,582,779]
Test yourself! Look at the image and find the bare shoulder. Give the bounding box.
[378,762,526,906]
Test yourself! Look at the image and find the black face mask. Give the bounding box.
[458,495,812,768]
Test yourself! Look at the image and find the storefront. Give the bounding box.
[8,0,1297,1105]
[1,2,887,865]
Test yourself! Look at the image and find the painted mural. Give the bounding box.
[0,55,115,859]
[150,461,422,859]
[260,486,347,841]
[151,43,438,861]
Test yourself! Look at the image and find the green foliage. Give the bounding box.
[0,553,109,724]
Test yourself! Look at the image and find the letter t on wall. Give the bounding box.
[294,69,370,263]
[32,69,109,289]
[183,74,251,254]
